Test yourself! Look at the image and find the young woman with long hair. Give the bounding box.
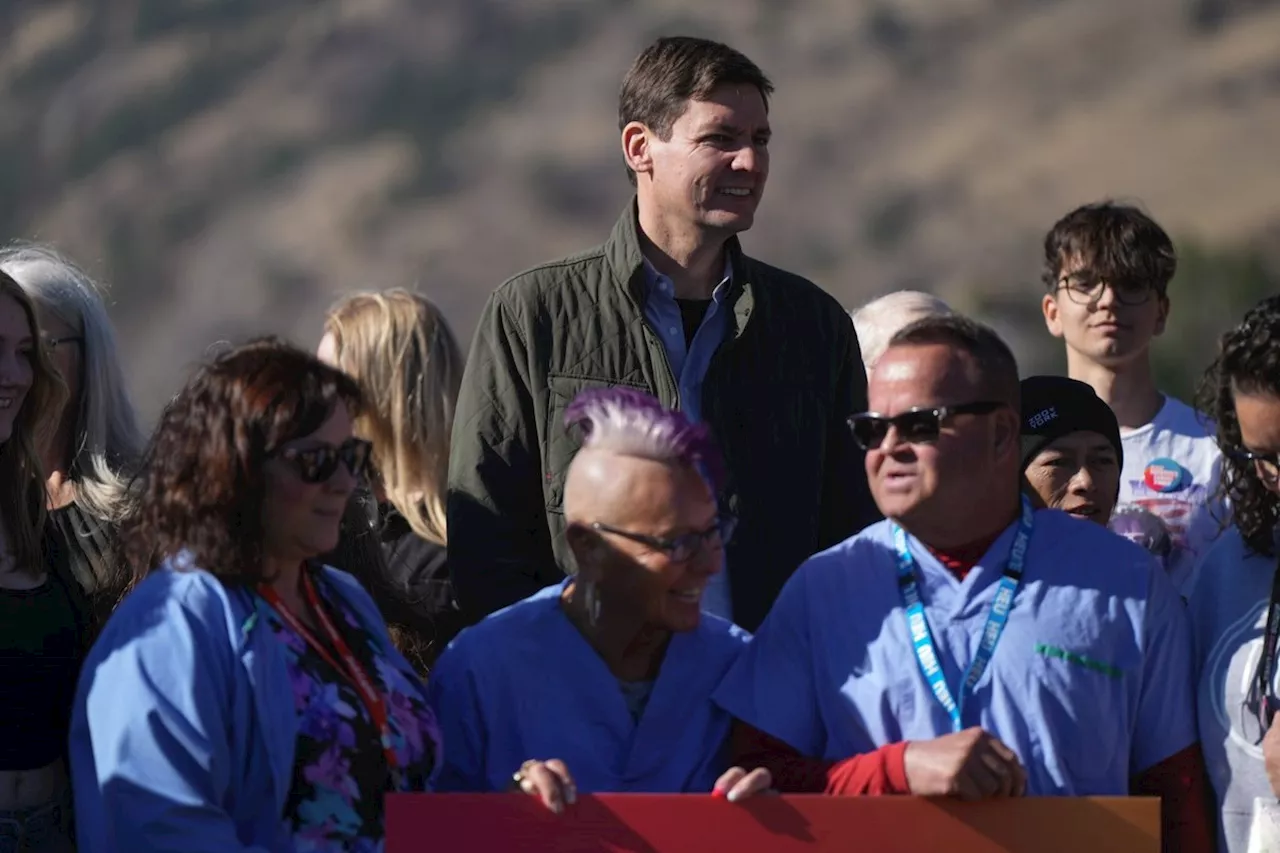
[0,270,76,851]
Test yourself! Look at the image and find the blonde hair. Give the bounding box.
[0,244,144,522]
[0,272,67,573]
[323,290,463,546]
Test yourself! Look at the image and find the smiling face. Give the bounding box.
[565,449,723,634]
[1022,430,1121,524]
[624,84,771,237]
[260,401,360,564]
[0,293,36,444]
[1041,253,1169,369]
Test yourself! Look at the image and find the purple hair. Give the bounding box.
[564,387,726,491]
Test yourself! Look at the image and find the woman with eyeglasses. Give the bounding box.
[1186,295,1280,853]
[1,244,146,630]
[68,339,568,853]
[0,272,76,851]
[427,388,771,801]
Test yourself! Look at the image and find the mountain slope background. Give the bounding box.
[3,0,1279,417]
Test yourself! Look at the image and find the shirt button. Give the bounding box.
[669,326,678,336]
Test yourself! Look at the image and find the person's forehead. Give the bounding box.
[679,87,769,126]
[870,344,980,401]
[1041,430,1117,454]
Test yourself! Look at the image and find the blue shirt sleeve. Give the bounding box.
[426,639,492,792]
[711,561,827,756]
[70,587,276,853]
[1131,558,1199,774]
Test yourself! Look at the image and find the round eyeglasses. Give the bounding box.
[1056,272,1159,307]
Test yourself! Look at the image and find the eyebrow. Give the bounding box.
[699,121,771,137]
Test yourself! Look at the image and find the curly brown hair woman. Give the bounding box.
[1187,294,1280,853]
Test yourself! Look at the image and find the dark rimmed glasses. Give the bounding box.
[847,401,1004,451]
[275,437,373,484]
[43,334,84,351]
[591,515,738,563]
[1227,447,1280,485]
[1055,271,1159,307]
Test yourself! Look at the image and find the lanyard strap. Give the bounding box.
[1256,559,1280,729]
[258,572,399,773]
[893,495,1035,733]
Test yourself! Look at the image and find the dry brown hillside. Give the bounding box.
[2,0,1279,416]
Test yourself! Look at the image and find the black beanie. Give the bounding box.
[1019,376,1123,471]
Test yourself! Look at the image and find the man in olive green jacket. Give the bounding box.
[447,36,877,632]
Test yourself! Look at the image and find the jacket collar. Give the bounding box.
[603,198,756,340]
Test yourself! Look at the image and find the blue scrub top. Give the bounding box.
[428,580,752,794]
[713,509,1197,795]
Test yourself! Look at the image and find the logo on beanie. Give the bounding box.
[1143,458,1189,493]
[1027,406,1058,429]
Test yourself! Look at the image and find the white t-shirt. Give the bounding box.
[1117,395,1226,593]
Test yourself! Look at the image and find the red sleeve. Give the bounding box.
[731,721,911,795]
[1131,743,1218,853]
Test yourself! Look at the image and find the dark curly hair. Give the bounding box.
[1197,294,1280,558]
[121,337,362,588]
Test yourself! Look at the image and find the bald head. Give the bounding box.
[566,447,713,524]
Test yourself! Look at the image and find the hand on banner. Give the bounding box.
[711,766,774,802]
[1264,721,1280,798]
[511,759,578,814]
[903,727,1027,800]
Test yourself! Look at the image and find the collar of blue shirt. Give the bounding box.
[641,254,734,302]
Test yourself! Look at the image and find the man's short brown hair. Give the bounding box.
[1041,201,1177,297]
[618,36,773,184]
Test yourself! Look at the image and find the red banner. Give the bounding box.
[386,794,1159,852]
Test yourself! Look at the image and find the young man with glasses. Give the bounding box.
[713,315,1214,848]
[1040,201,1224,591]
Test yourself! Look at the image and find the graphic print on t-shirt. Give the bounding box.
[1117,397,1224,593]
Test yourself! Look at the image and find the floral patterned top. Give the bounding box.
[262,571,440,853]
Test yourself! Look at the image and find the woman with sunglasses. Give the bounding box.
[428,388,771,801]
[0,272,76,852]
[68,339,567,853]
[1187,295,1280,853]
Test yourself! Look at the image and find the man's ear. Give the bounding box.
[993,406,1022,464]
[622,121,654,180]
[1042,292,1065,339]
[1152,291,1170,338]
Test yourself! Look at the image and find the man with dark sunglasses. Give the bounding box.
[1039,201,1224,593]
[714,314,1215,849]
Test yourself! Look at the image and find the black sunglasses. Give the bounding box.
[275,438,373,484]
[847,401,1004,451]
[591,515,738,563]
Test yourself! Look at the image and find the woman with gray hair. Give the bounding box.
[427,387,771,801]
[0,244,144,622]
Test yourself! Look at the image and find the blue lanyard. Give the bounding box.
[892,496,1035,733]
